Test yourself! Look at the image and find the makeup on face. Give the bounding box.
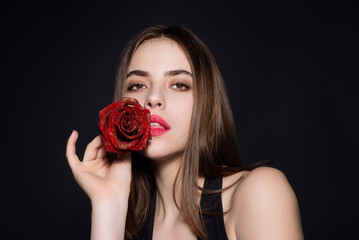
[150,114,171,137]
[123,38,194,160]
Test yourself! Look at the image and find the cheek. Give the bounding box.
[171,96,193,129]
[182,96,193,118]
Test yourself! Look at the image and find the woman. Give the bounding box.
[66,25,304,240]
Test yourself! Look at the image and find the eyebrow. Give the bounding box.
[126,70,148,78]
[126,69,192,79]
[164,69,192,77]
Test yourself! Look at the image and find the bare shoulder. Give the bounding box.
[236,166,293,194]
[226,167,304,240]
[223,166,293,199]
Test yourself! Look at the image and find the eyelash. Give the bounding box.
[127,83,145,91]
[171,82,190,91]
[126,82,190,91]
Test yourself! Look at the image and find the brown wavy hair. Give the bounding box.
[113,24,261,240]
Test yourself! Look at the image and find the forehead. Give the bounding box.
[128,37,192,73]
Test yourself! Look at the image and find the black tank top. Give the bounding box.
[139,176,228,240]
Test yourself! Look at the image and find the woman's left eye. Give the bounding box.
[171,83,190,91]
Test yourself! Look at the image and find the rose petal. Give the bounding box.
[116,109,142,139]
[131,109,150,150]
[101,135,118,153]
[120,97,140,107]
[131,126,150,150]
[120,117,138,134]
[118,138,140,150]
[117,111,139,135]
[99,102,121,144]
[108,110,123,151]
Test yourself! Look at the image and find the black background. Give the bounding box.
[2,1,358,239]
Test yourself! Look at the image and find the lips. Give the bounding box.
[150,115,171,137]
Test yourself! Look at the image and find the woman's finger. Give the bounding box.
[83,135,103,162]
[96,146,107,159]
[66,130,81,171]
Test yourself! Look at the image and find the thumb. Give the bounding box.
[66,130,82,172]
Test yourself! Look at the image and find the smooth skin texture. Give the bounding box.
[125,38,194,163]
[66,37,303,240]
[66,131,131,240]
[222,168,304,240]
[125,38,196,239]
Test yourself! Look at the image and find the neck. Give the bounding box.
[152,156,183,222]
[150,155,205,223]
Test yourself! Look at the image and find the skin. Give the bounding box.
[66,38,304,240]
[125,38,196,239]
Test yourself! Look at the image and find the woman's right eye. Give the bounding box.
[127,83,146,91]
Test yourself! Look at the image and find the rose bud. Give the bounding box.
[98,97,150,153]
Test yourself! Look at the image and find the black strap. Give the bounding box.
[198,176,228,240]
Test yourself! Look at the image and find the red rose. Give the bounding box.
[98,97,150,153]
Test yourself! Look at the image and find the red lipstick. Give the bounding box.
[150,115,171,137]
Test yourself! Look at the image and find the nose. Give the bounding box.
[144,92,165,111]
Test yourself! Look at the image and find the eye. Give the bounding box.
[171,82,190,91]
[127,83,146,91]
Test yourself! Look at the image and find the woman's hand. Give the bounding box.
[66,130,132,203]
[66,130,131,240]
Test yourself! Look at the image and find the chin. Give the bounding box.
[140,143,185,162]
[137,134,188,161]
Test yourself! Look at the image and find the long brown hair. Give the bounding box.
[113,24,260,240]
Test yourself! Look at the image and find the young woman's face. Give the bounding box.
[124,38,193,162]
